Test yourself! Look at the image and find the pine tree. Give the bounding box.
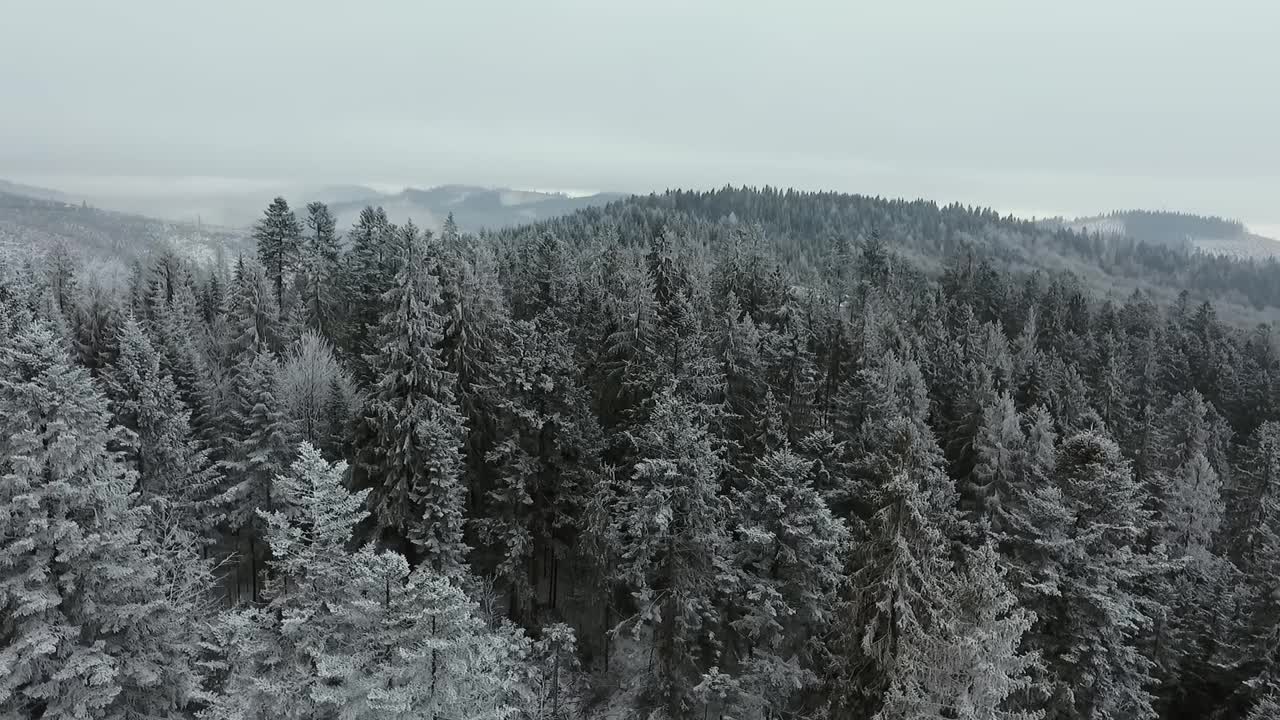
[0,322,211,718]
[828,376,958,717]
[300,201,343,338]
[1040,431,1159,720]
[608,386,731,717]
[219,350,292,527]
[968,390,1025,534]
[1157,391,1224,561]
[717,292,769,466]
[727,446,848,714]
[1232,422,1280,698]
[996,405,1066,605]
[482,312,603,622]
[875,544,1042,720]
[216,349,292,603]
[205,444,527,720]
[254,197,303,312]
[343,206,396,386]
[71,282,121,376]
[106,315,218,514]
[224,257,279,362]
[358,222,468,575]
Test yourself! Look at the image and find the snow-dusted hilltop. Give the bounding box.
[0,186,249,267]
[1060,209,1280,260]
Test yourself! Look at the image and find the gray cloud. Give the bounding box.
[3,0,1279,224]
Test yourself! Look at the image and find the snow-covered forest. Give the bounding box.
[3,188,1280,719]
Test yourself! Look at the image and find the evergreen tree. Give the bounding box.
[216,349,292,602]
[106,315,218,513]
[828,378,958,717]
[875,544,1042,720]
[224,257,279,362]
[726,446,848,715]
[482,312,603,622]
[0,323,210,718]
[205,444,527,720]
[608,387,731,717]
[300,201,343,338]
[253,197,303,312]
[71,282,122,376]
[969,390,1025,534]
[358,222,468,574]
[343,206,396,385]
[1040,431,1159,720]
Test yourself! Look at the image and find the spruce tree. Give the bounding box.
[216,349,292,603]
[727,446,847,714]
[1040,431,1159,720]
[359,222,468,575]
[828,368,959,717]
[482,313,603,621]
[969,390,1026,535]
[253,197,303,312]
[106,315,218,514]
[0,323,211,718]
[205,444,528,720]
[875,544,1042,720]
[608,386,731,717]
[301,201,343,338]
[342,206,396,385]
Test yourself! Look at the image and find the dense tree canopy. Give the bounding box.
[2,186,1279,719]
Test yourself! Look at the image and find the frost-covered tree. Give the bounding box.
[71,281,121,375]
[277,329,349,454]
[829,437,956,717]
[1233,422,1280,699]
[358,222,468,574]
[216,348,292,602]
[969,390,1026,535]
[106,315,218,514]
[1038,431,1160,720]
[524,622,580,720]
[254,197,303,312]
[0,323,212,719]
[205,444,527,720]
[1157,391,1224,561]
[726,446,848,715]
[482,312,603,621]
[608,386,731,717]
[875,544,1041,720]
[225,257,280,362]
[342,206,396,385]
[300,201,343,338]
[1144,391,1229,689]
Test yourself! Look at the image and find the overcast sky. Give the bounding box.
[3,0,1279,226]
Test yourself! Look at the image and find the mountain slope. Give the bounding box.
[0,191,248,266]
[326,185,627,232]
[498,187,1280,325]
[1061,209,1280,260]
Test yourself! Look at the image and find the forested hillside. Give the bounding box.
[1059,209,1280,262]
[325,185,628,233]
[0,190,248,268]
[3,188,1280,719]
